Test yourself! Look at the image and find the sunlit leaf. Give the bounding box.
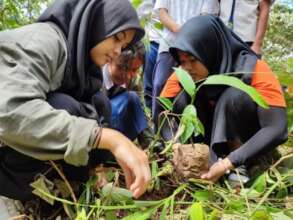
[101,183,133,203]
[154,22,164,30]
[131,0,143,9]
[194,190,213,202]
[201,75,269,109]
[250,210,273,220]
[157,97,173,111]
[227,200,246,212]
[252,174,266,193]
[189,202,205,220]
[174,67,196,98]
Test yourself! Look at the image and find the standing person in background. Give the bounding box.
[0,0,151,213]
[219,0,272,56]
[152,0,205,128]
[137,0,161,111]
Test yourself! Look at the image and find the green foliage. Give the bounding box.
[0,0,52,30]
[189,202,205,220]
[201,75,269,109]
[174,67,196,99]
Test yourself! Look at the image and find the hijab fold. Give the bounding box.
[169,15,258,78]
[38,0,144,100]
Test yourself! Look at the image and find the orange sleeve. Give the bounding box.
[251,60,286,107]
[160,72,182,98]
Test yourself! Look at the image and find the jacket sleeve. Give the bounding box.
[0,24,97,166]
[227,106,288,167]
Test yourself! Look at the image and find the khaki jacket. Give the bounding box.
[0,22,97,166]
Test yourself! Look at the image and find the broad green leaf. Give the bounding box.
[30,175,55,205]
[101,183,133,203]
[181,105,197,125]
[174,67,196,98]
[157,97,173,111]
[194,190,213,202]
[105,211,117,220]
[154,22,164,30]
[122,207,157,220]
[250,210,273,220]
[227,200,246,212]
[194,117,205,137]
[201,75,269,109]
[252,174,266,193]
[189,202,205,220]
[180,121,194,143]
[131,0,143,9]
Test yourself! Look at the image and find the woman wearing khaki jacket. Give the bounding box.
[0,0,150,201]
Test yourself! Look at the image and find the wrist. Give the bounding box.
[218,158,234,174]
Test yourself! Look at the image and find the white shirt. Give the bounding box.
[219,0,260,42]
[136,0,162,43]
[154,0,205,53]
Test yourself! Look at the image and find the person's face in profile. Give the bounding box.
[109,56,143,85]
[177,50,209,82]
[90,29,135,67]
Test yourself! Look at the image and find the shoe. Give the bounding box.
[228,165,250,188]
[0,196,21,220]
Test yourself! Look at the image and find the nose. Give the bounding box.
[113,44,122,59]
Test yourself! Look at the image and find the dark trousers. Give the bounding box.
[152,52,176,128]
[143,41,159,109]
[0,93,111,201]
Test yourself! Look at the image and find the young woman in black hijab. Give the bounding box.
[160,15,287,183]
[0,0,150,201]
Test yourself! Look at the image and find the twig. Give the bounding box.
[49,160,77,204]
[270,153,293,170]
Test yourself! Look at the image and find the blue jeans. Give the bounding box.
[110,91,148,140]
[143,41,159,109]
[152,52,176,127]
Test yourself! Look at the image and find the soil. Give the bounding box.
[172,143,210,179]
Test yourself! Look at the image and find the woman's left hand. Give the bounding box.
[201,158,233,183]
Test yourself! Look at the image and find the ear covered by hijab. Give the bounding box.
[169,15,258,78]
[38,0,144,100]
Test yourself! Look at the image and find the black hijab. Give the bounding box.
[169,15,257,77]
[38,0,144,100]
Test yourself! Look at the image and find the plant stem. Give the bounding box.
[49,160,77,204]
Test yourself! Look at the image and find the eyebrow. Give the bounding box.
[119,31,126,40]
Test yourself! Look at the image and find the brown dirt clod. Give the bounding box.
[172,143,210,179]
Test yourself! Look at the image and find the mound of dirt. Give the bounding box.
[172,143,209,179]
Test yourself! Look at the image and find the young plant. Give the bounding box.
[158,67,268,153]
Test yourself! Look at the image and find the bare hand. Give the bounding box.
[201,158,233,183]
[200,161,226,182]
[98,128,151,198]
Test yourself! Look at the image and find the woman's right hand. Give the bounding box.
[97,128,151,198]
